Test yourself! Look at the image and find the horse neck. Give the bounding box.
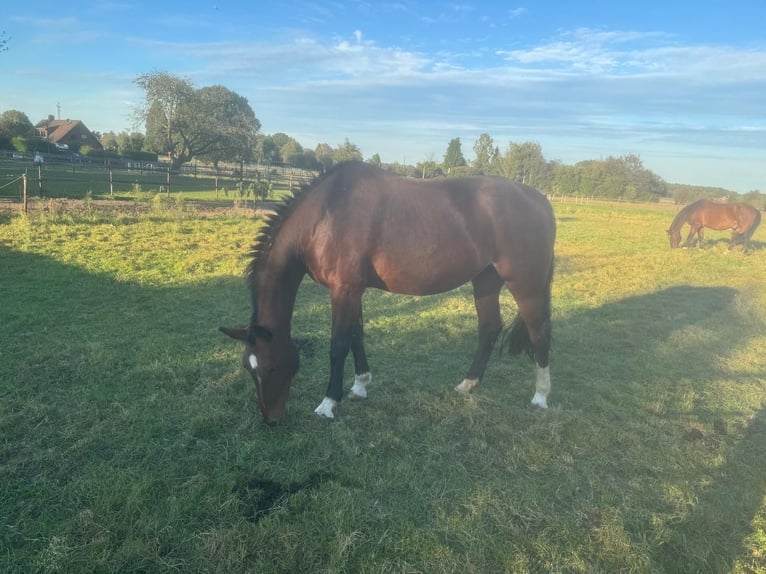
[253,249,306,335]
[670,204,694,232]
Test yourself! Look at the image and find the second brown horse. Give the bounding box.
[667,199,761,252]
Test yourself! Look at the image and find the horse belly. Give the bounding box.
[371,250,487,295]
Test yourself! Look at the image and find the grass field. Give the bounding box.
[1,198,765,573]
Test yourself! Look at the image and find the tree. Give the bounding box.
[562,154,667,201]
[258,136,281,164]
[100,131,119,152]
[333,138,363,163]
[443,137,466,172]
[0,31,9,54]
[192,85,260,167]
[315,143,334,171]
[0,110,33,138]
[136,71,194,166]
[416,152,441,179]
[116,131,145,154]
[368,153,382,167]
[135,71,260,172]
[498,141,553,192]
[472,133,495,173]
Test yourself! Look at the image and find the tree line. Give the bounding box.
[1,69,763,207]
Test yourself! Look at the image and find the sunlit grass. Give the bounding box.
[1,201,765,573]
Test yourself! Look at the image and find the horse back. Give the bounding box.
[291,163,554,295]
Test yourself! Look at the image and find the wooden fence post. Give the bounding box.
[22,173,27,213]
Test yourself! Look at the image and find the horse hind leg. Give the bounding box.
[455,266,504,394]
[508,294,553,409]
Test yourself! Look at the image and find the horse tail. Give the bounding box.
[502,257,554,361]
[744,207,762,241]
[502,314,534,360]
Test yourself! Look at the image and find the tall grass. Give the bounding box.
[1,201,764,573]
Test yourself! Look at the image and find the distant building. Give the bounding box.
[34,115,103,151]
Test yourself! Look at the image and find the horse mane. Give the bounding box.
[669,199,705,233]
[246,164,358,284]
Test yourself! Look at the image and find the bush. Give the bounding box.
[123,150,158,162]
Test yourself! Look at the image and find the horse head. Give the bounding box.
[220,324,300,424]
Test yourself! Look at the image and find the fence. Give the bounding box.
[0,152,318,210]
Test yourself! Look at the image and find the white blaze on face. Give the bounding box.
[349,372,371,399]
[531,366,551,409]
[248,354,262,384]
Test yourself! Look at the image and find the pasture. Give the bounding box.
[1,199,765,573]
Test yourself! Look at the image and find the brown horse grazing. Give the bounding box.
[221,161,556,424]
[667,198,761,252]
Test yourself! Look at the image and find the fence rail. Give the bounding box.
[0,153,318,209]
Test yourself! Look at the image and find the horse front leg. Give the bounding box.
[314,285,364,419]
[455,266,503,394]
[684,226,698,248]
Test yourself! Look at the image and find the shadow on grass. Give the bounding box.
[545,285,765,571]
[344,284,765,571]
[652,406,766,572]
[3,245,765,572]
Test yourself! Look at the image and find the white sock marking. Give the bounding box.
[531,366,550,408]
[349,372,371,399]
[314,397,337,419]
[248,354,258,370]
[454,378,479,394]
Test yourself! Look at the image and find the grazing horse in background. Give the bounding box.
[667,199,761,252]
[221,161,556,424]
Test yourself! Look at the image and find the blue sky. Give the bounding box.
[2,1,766,192]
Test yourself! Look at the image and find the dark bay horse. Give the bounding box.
[221,161,556,423]
[667,198,761,252]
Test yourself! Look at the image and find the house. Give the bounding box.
[34,115,103,151]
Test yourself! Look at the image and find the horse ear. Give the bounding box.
[219,326,250,342]
[219,325,273,343]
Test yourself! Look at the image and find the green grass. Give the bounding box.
[1,201,765,573]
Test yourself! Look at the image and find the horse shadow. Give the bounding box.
[301,283,764,572]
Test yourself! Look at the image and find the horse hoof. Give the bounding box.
[349,373,370,399]
[313,397,337,419]
[455,378,479,394]
[531,392,548,409]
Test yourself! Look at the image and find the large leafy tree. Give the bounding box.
[0,109,33,138]
[0,109,33,150]
[135,71,260,171]
[495,141,553,191]
[333,138,363,163]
